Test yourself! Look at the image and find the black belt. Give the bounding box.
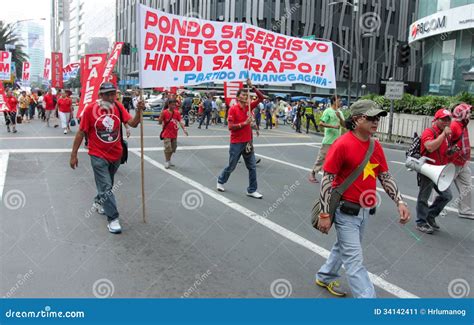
[339,200,376,216]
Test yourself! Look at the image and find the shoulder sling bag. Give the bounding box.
[311,138,374,229]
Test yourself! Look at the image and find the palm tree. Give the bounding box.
[0,21,28,82]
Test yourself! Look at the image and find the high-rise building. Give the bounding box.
[116,0,422,97]
[17,21,45,83]
[408,0,474,96]
[52,0,115,64]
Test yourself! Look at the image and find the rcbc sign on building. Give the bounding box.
[409,4,474,43]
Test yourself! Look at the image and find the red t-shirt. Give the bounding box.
[6,96,18,112]
[323,132,389,206]
[43,94,55,110]
[450,120,470,166]
[57,97,72,113]
[227,89,264,144]
[420,125,448,165]
[160,109,182,139]
[80,101,132,162]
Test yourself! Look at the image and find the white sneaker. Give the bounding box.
[216,182,225,192]
[164,161,170,169]
[107,219,122,234]
[169,162,175,167]
[92,202,105,215]
[64,129,67,134]
[246,191,263,199]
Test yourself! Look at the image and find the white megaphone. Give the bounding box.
[405,156,455,191]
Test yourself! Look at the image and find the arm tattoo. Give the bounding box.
[378,171,403,204]
[319,172,335,213]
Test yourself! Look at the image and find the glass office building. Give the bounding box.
[409,0,474,96]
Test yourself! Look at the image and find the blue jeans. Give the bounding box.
[317,207,375,298]
[218,142,257,193]
[416,173,452,225]
[90,155,121,221]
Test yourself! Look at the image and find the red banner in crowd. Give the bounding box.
[43,58,51,80]
[22,61,31,82]
[223,81,243,106]
[0,81,7,112]
[51,52,64,88]
[77,53,107,118]
[101,42,124,84]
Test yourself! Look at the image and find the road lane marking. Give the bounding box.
[0,143,322,154]
[0,151,8,201]
[0,134,308,140]
[130,150,418,298]
[255,153,458,213]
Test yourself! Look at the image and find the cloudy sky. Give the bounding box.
[0,0,51,56]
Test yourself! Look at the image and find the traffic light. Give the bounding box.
[342,64,350,80]
[122,42,131,55]
[397,42,411,67]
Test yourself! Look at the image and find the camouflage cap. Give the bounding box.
[350,99,387,117]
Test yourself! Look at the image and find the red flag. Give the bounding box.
[0,81,7,112]
[101,42,124,84]
[223,81,243,106]
[43,58,51,80]
[77,53,107,118]
[51,52,64,88]
[22,61,31,82]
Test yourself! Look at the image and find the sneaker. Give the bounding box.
[169,162,175,167]
[64,129,67,134]
[12,129,17,133]
[164,161,170,169]
[427,216,440,230]
[92,202,105,215]
[107,219,122,234]
[416,223,434,234]
[246,191,263,199]
[458,212,474,220]
[216,182,225,192]
[315,279,347,297]
[308,173,319,184]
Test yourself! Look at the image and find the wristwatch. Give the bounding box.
[397,200,408,207]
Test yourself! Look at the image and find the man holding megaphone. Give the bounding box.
[415,109,454,234]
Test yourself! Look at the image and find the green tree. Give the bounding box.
[0,21,28,81]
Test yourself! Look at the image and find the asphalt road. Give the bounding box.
[0,115,472,299]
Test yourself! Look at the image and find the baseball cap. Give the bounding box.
[434,108,452,120]
[350,100,387,117]
[99,82,117,94]
[452,103,472,120]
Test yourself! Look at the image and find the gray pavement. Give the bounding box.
[0,116,473,298]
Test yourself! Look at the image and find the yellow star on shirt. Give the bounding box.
[363,161,379,180]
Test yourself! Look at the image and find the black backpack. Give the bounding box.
[406,127,436,159]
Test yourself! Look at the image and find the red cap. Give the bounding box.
[434,108,452,120]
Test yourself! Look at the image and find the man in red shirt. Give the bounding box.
[217,79,265,198]
[315,100,410,298]
[449,103,473,219]
[43,89,56,127]
[158,98,188,169]
[69,83,144,234]
[56,91,73,134]
[4,90,18,133]
[416,108,454,234]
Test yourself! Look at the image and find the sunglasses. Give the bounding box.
[364,115,381,122]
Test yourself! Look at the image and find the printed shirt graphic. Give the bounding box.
[323,132,388,206]
[80,101,131,162]
[161,109,182,139]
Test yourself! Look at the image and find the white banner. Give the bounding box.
[0,51,12,81]
[137,4,336,89]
